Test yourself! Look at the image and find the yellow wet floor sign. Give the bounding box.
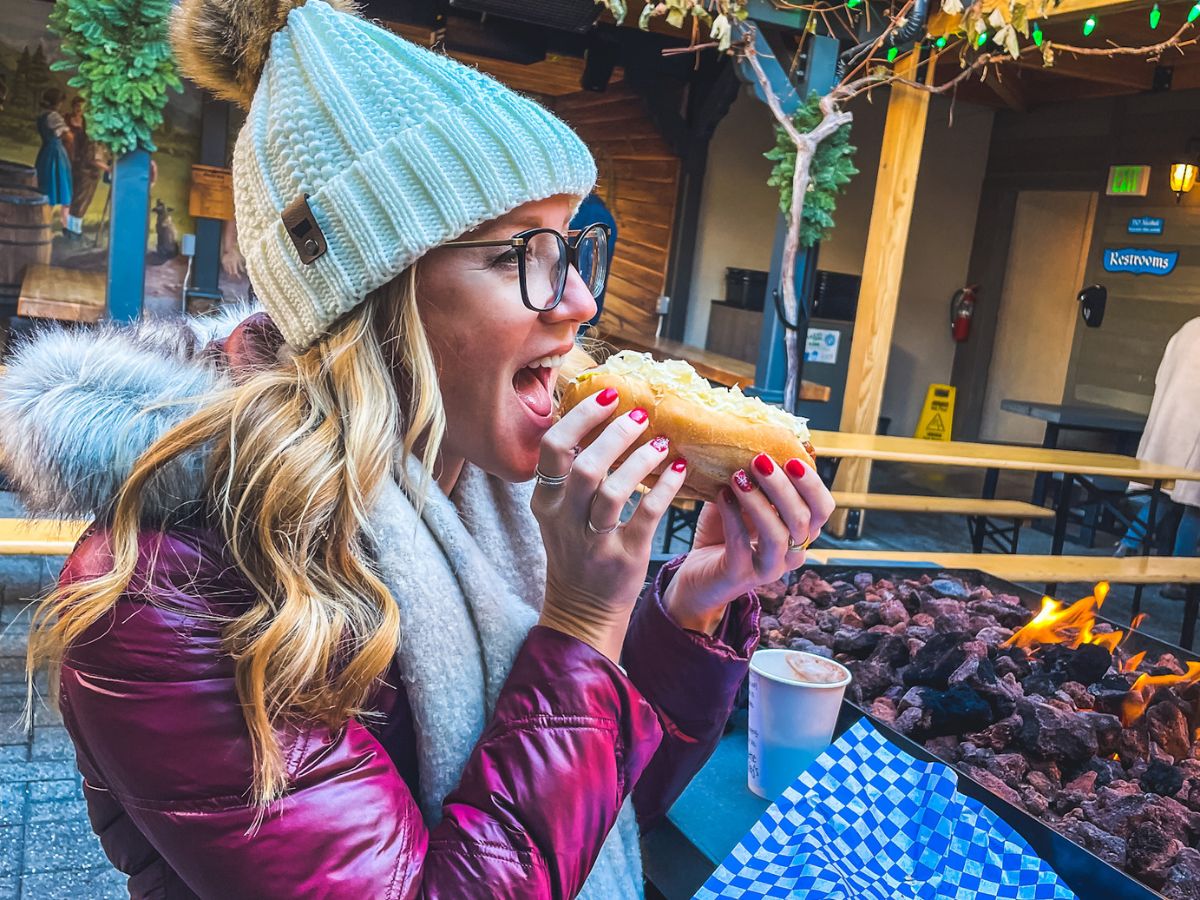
[914,384,956,441]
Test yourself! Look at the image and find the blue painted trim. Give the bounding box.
[106,149,151,323]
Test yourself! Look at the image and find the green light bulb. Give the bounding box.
[977,30,988,46]
[847,0,862,8]
[935,35,948,48]
[887,46,899,62]
[1083,15,1097,35]
[1150,3,1161,28]
[1032,22,1043,45]
[1189,1,1200,22]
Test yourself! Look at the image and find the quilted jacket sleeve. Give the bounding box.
[623,554,759,831]
[58,528,664,900]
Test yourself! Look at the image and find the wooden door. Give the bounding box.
[979,190,1097,445]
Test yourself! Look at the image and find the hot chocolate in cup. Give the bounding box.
[747,649,852,799]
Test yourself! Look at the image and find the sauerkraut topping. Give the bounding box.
[576,350,811,442]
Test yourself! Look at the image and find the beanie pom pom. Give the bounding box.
[170,0,359,108]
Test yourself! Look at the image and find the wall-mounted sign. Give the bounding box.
[1103,247,1178,276]
[804,328,840,364]
[1107,165,1151,197]
[1128,216,1164,235]
[188,165,234,221]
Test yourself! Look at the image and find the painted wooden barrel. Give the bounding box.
[0,160,38,190]
[0,187,53,308]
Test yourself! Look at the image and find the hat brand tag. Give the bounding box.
[281,193,327,265]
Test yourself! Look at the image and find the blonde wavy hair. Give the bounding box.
[27,268,446,807]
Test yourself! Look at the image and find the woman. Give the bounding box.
[34,88,72,231]
[3,1,834,897]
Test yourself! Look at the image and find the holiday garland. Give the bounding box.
[765,94,858,249]
[48,0,181,155]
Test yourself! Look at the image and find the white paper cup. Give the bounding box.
[747,649,852,799]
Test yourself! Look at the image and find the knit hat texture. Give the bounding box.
[177,0,596,349]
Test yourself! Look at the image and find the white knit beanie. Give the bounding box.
[171,0,596,349]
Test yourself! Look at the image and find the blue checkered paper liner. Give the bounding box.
[695,719,1075,899]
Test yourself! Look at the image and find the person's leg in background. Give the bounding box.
[1116,492,1170,556]
[1161,504,1199,599]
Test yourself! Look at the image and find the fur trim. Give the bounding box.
[170,0,360,108]
[0,303,261,521]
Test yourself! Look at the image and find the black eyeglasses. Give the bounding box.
[442,223,611,312]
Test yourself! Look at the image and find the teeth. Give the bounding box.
[528,354,565,369]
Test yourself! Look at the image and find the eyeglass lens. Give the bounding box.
[523,227,608,311]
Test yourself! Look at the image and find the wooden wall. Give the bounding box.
[554,87,681,337]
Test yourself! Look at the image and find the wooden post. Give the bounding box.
[828,53,931,537]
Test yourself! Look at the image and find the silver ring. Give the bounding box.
[535,464,570,488]
[587,518,621,535]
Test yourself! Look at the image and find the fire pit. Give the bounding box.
[760,567,1200,900]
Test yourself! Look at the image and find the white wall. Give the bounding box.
[818,94,995,436]
[683,86,780,348]
[681,85,994,437]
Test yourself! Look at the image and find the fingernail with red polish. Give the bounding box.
[628,407,648,424]
[596,387,619,406]
[752,453,774,477]
[650,436,669,452]
[733,469,755,492]
[671,457,687,472]
[786,458,806,479]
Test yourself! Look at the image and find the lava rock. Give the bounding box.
[1064,644,1115,686]
[1142,760,1187,798]
[869,696,898,725]
[1017,699,1098,762]
[967,715,1022,752]
[961,766,1024,807]
[867,633,910,669]
[1056,818,1128,869]
[1148,702,1192,762]
[847,659,894,703]
[903,632,974,689]
[878,597,908,627]
[833,628,881,656]
[968,599,1034,629]
[1060,681,1095,710]
[1128,821,1185,890]
[973,626,1014,647]
[929,577,970,600]
[1162,847,1200,900]
[1079,712,1123,756]
[909,684,995,739]
[1022,672,1060,699]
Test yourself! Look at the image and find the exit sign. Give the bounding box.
[1107,165,1151,196]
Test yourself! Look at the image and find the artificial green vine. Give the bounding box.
[48,0,182,155]
[765,94,858,249]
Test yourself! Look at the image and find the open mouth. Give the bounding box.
[512,362,556,419]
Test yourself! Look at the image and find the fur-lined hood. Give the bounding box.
[0,302,263,521]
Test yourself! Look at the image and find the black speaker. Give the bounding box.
[448,0,600,34]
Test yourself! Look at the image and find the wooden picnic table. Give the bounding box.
[809,430,1200,557]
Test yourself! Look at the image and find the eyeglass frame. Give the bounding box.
[440,222,612,312]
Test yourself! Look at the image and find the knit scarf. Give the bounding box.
[367,456,643,900]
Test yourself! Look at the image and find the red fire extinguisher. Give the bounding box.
[950,285,978,343]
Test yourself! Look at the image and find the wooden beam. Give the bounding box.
[828,53,931,538]
[929,0,1153,36]
[983,69,1028,111]
[1012,51,1155,90]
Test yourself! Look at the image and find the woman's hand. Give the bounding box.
[532,387,687,662]
[665,454,836,634]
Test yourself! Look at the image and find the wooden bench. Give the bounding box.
[803,547,1200,649]
[661,493,1054,555]
[0,518,88,555]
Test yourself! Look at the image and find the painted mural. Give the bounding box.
[0,0,250,316]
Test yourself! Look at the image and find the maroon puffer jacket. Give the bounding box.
[58,526,756,899]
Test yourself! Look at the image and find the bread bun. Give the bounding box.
[557,350,815,502]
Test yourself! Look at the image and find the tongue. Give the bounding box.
[513,367,552,418]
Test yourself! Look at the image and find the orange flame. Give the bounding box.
[1121,663,1200,725]
[1118,651,1147,674]
[1003,582,1122,651]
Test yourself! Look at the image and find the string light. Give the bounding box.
[1189,1,1200,22]
[935,34,948,48]
[847,0,862,8]
[1032,21,1043,45]
[976,30,988,46]
[887,46,899,61]
[1083,14,1097,35]
[1150,3,1161,28]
